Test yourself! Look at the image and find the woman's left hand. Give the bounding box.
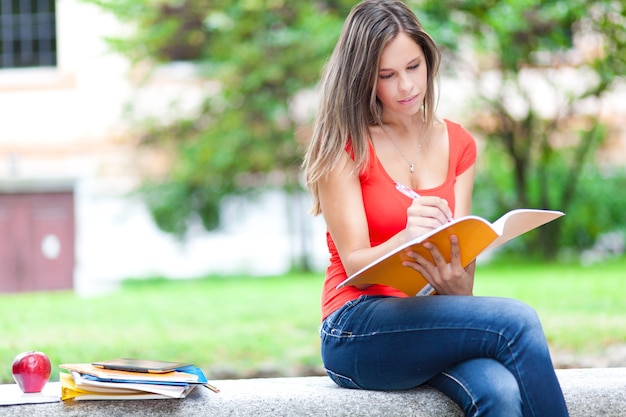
[403,235,474,295]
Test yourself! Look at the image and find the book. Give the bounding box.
[337,209,564,296]
[0,382,60,406]
[59,362,217,401]
[92,358,193,373]
[59,363,200,384]
[71,372,193,397]
[60,373,196,401]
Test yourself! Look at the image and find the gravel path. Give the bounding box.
[552,344,626,368]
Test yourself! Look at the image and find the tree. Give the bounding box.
[86,0,626,265]
[83,0,355,271]
[416,0,626,257]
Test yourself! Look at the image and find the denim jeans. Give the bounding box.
[320,295,569,417]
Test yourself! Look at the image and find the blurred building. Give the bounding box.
[0,0,327,294]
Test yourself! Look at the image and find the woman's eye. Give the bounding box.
[379,73,393,80]
[408,63,420,70]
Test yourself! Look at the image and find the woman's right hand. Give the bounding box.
[404,196,452,241]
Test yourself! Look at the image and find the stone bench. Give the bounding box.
[1,368,624,416]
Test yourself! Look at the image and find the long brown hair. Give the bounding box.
[303,0,441,215]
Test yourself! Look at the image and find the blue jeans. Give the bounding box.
[320,295,569,417]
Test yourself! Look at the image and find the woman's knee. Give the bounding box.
[491,297,538,322]
[486,368,522,414]
[487,298,544,339]
[433,359,522,417]
[512,299,541,325]
[470,359,521,410]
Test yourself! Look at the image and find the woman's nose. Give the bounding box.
[398,72,412,92]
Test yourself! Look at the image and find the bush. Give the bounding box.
[472,148,626,257]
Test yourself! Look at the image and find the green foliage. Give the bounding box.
[84,0,626,260]
[83,0,354,239]
[418,0,607,65]
[474,148,626,253]
[559,167,626,250]
[83,0,210,62]
[416,0,626,257]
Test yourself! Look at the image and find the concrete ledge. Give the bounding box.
[1,368,625,416]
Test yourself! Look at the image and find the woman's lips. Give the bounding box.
[398,94,419,105]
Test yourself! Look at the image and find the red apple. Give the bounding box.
[11,351,52,393]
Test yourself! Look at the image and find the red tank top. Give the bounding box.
[321,119,477,320]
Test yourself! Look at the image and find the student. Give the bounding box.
[302,1,569,416]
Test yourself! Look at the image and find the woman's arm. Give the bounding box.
[318,152,407,277]
[405,163,477,295]
[319,151,458,278]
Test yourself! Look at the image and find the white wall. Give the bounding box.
[0,0,329,295]
[74,178,329,296]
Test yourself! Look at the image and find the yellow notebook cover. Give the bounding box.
[337,209,564,296]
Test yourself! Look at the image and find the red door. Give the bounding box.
[0,192,75,292]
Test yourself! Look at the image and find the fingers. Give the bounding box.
[448,235,462,268]
[422,241,443,265]
[423,236,463,273]
[407,196,452,225]
[404,235,472,295]
[404,196,453,241]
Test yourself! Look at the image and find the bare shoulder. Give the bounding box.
[427,117,450,152]
[367,124,385,148]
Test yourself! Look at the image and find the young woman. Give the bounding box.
[303,1,569,416]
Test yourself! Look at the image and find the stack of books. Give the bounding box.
[59,359,219,401]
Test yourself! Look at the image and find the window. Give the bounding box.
[0,0,57,69]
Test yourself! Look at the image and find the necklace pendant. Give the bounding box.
[410,163,415,173]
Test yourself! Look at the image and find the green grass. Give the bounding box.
[474,256,626,352]
[0,274,323,384]
[1,257,625,384]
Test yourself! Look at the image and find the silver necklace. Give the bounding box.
[384,120,428,173]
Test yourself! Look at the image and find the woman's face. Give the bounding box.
[375,32,428,118]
